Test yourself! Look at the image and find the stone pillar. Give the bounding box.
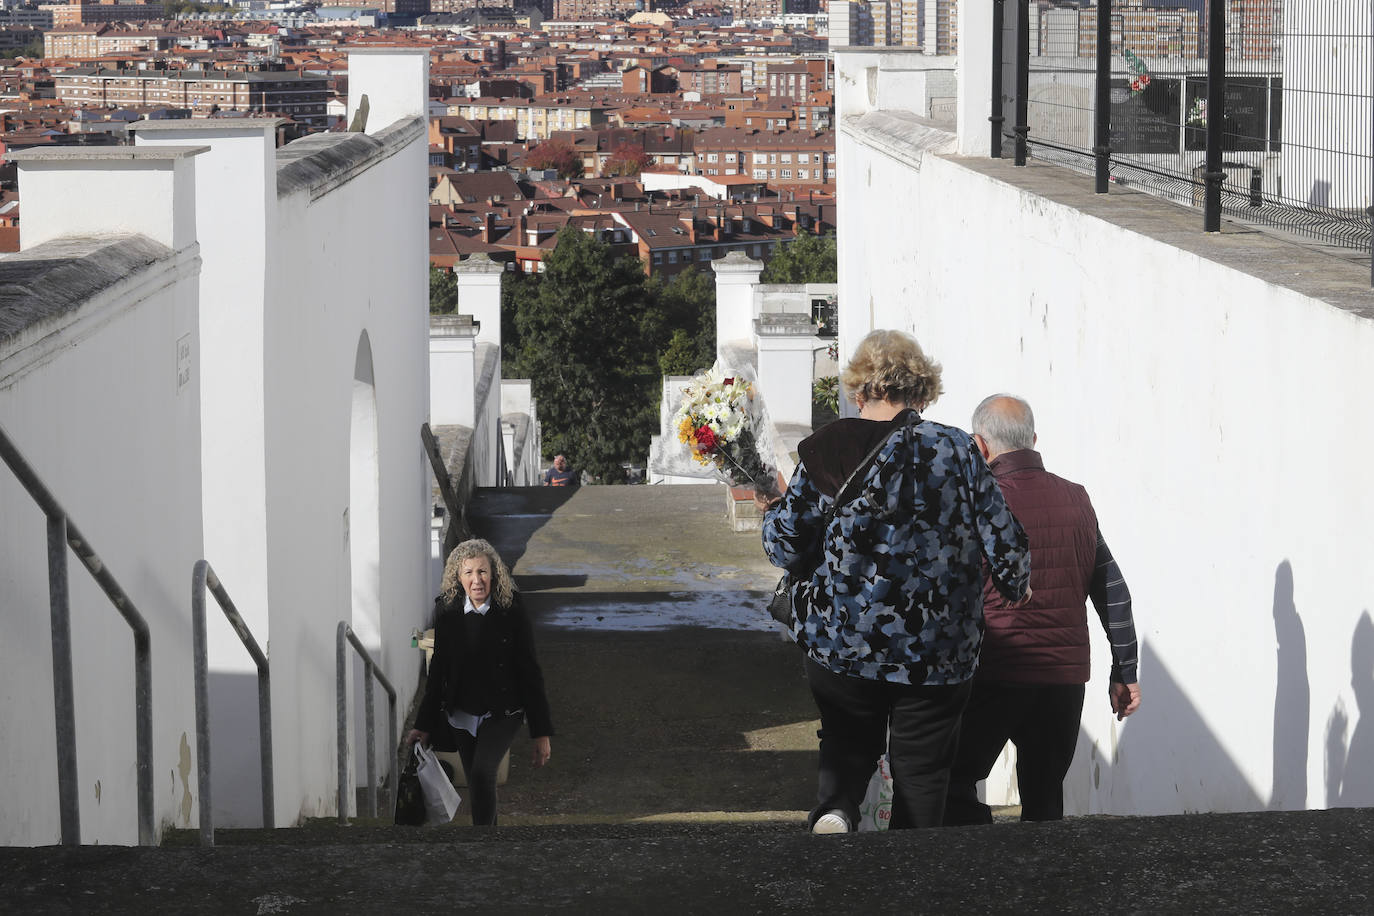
[956,0,994,156]
[347,48,430,135]
[10,146,206,250]
[430,315,479,428]
[755,313,819,428]
[455,254,503,351]
[712,251,764,357]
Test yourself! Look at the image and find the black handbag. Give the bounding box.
[394,747,426,826]
[766,417,913,626]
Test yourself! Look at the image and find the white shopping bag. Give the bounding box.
[857,753,893,832]
[415,743,461,825]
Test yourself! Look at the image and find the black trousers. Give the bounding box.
[805,658,971,830]
[944,680,1086,826]
[432,711,524,826]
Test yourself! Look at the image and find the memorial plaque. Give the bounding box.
[1184,77,1275,152]
[1110,76,1181,154]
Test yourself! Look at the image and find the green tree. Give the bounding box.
[760,231,837,284]
[645,267,715,377]
[510,227,658,481]
[429,265,457,314]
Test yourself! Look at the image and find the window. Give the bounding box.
[698,248,711,261]
[798,153,810,163]
[653,252,663,264]
[781,153,792,163]
[781,169,792,178]
[725,153,736,162]
[752,169,767,179]
[769,153,777,163]
[707,152,718,162]
[798,169,809,179]
[769,169,776,179]
[668,251,677,263]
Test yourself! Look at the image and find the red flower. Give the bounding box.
[723,377,734,385]
[695,425,717,451]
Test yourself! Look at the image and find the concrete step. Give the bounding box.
[3,808,1370,913]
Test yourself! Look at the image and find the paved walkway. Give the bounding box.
[2,485,1370,914]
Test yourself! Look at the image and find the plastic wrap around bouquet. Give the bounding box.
[662,366,781,496]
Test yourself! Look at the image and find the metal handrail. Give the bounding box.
[335,621,398,823]
[0,423,154,846]
[191,560,274,846]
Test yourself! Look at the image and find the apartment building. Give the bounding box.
[44,24,176,58]
[54,67,329,125]
[48,0,161,26]
[694,127,835,187]
[674,64,744,96]
[447,96,612,140]
[764,58,826,105]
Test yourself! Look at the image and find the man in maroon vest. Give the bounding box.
[944,394,1141,825]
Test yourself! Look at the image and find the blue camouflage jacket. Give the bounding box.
[762,410,1030,685]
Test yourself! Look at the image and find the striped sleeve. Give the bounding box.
[1087,530,1138,684]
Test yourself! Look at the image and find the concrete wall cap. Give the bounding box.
[129,118,284,133]
[8,146,209,163]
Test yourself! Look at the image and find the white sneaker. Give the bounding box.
[812,811,850,835]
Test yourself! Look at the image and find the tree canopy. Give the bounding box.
[602,143,655,178]
[504,230,716,481]
[429,265,457,314]
[526,141,584,180]
[760,231,837,284]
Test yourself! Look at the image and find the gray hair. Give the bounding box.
[972,394,1036,454]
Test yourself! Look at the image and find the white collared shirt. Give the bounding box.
[464,596,490,616]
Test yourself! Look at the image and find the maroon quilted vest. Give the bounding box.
[979,449,1098,684]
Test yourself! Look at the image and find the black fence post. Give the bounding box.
[1203,0,1226,231]
[991,0,1006,157]
[1014,0,1030,166]
[1093,0,1112,192]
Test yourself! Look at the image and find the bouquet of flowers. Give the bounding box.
[672,368,779,495]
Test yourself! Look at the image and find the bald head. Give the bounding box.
[971,394,1036,460]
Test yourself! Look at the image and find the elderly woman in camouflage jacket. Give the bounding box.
[761,330,1031,833]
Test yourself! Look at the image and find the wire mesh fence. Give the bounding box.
[997,1,1373,253]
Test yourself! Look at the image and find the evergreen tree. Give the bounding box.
[760,231,838,284]
[645,267,715,376]
[429,265,457,314]
[510,228,658,481]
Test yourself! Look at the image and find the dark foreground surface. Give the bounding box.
[2,809,1371,915]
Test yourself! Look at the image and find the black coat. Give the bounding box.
[415,592,554,739]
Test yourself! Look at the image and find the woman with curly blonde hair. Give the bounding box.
[407,539,554,826]
[761,329,1030,833]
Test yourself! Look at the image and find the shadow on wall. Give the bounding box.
[1270,560,1309,810]
[207,670,266,828]
[1071,640,1264,815]
[1325,609,1374,808]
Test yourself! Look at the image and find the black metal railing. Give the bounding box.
[995,0,1373,277]
[335,621,397,823]
[191,560,273,846]
[0,422,155,846]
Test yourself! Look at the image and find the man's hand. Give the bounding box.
[1109,682,1141,720]
[405,729,429,747]
[531,736,552,768]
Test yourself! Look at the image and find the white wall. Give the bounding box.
[0,237,203,844]
[131,119,278,828]
[1282,0,1370,209]
[267,106,431,820]
[837,50,1374,815]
